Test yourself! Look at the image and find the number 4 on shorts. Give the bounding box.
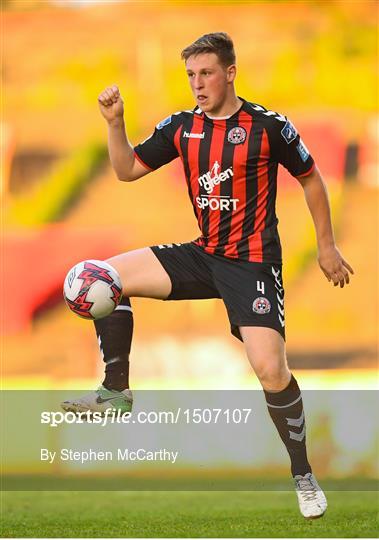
[257,280,265,295]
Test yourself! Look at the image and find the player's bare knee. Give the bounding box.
[254,362,290,391]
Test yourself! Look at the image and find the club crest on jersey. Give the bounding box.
[228,126,247,145]
[281,120,297,144]
[156,115,172,130]
[252,297,271,315]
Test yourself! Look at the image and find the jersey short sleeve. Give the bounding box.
[274,118,315,177]
[134,114,181,171]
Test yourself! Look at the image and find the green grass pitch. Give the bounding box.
[1,490,378,537]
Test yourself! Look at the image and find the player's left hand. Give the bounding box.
[318,245,354,288]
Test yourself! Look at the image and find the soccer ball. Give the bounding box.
[63,260,123,320]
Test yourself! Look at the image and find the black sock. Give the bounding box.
[94,297,133,392]
[264,374,312,477]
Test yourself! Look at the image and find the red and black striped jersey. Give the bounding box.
[134,98,315,264]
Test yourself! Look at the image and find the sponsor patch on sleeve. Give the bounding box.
[280,120,297,144]
[156,115,172,130]
[296,139,310,162]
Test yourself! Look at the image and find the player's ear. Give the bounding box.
[226,64,237,83]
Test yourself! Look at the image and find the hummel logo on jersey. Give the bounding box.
[198,161,234,194]
[183,131,205,139]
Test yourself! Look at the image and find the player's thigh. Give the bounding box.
[240,326,290,384]
[106,247,171,299]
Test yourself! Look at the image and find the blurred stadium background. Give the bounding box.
[1,0,378,480]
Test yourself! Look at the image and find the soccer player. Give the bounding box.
[62,33,354,518]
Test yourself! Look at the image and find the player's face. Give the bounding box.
[185,53,235,115]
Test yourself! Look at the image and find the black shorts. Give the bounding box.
[150,242,285,342]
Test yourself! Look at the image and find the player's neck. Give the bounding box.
[205,95,243,119]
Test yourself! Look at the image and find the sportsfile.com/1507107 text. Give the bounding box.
[40,408,253,427]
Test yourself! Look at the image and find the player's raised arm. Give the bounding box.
[296,166,354,288]
[98,85,150,182]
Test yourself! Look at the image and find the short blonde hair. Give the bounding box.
[181,32,236,67]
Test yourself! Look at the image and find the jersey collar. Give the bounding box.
[193,97,247,119]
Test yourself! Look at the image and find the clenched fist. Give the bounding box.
[98,85,124,123]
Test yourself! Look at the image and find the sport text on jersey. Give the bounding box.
[196,196,239,211]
